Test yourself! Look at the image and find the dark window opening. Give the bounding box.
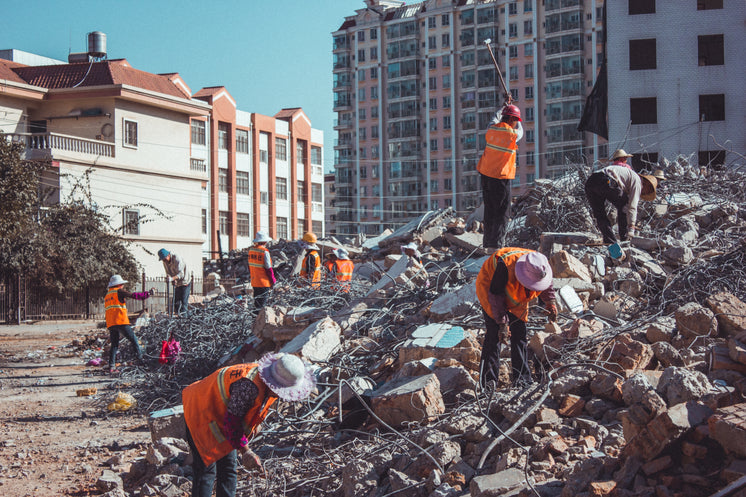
[630,97,657,124]
[629,0,655,14]
[631,152,658,171]
[629,39,657,70]
[698,34,724,66]
[697,0,723,10]
[698,150,725,167]
[699,94,725,121]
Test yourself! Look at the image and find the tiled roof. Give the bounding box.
[12,59,190,98]
[0,58,28,84]
[274,107,303,119]
[193,86,226,98]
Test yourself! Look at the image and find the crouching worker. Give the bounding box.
[476,249,557,387]
[105,275,154,374]
[182,353,315,497]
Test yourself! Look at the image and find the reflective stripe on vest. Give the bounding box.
[248,246,272,288]
[334,260,354,282]
[475,247,540,322]
[183,364,277,466]
[104,287,129,327]
[300,251,321,287]
[476,122,518,179]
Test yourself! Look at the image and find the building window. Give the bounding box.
[524,20,533,35]
[524,0,533,12]
[429,16,436,29]
[510,88,518,101]
[358,30,365,42]
[277,217,288,240]
[629,39,657,70]
[218,123,230,150]
[526,151,535,164]
[311,146,322,165]
[444,137,451,150]
[525,64,534,78]
[276,177,288,200]
[236,129,249,153]
[358,49,365,62]
[525,107,534,122]
[123,119,137,148]
[371,106,378,119]
[275,138,287,161]
[297,140,306,165]
[359,108,366,120]
[430,139,438,151]
[699,94,725,121]
[429,98,437,110]
[312,184,323,203]
[698,34,724,66]
[297,181,306,202]
[370,46,378,60]
[443,96,451,109]
[526,129,535,143]
[312,221,323,236]
[372,126,379,138]
[123,209,139,236]
[526,173,535,184]
[260,192,268,205]
[429,36,436,49]
[237,213,250,237]
[509,66,519,80]
[236,171,249,195]
[697,0,722,9]
[359,127,367,140]
[191,120,206,145]
[430,180,439,192]
[525,86,534,99]
[442,13,450,26]
[444,116,451,129]
[219,211,229,235]
[525,44,534,57]
[370,28,377,39]
[509,23,517,38]
[630,97,658,124]
[444,178,452,190]
[442,33,450,47]
[509,46,518,58]
[698,150,725,166]
[370,67,378,79]
[442,55,450,67]
[629,0,655,15]
[429,117,437,131]
[219,168,229,193]
[201,209,207,234]
[358,88,365,101]
[190,158,206,172]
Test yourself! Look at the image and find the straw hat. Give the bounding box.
[257,353,316,401]
[653,169,666,181]
[611,149,633,160]
[639,174,658,201]
[514,252,553,291]
[108,275,127,288]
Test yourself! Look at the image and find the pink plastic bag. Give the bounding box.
[159,339,181,365]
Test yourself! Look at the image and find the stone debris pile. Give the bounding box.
[101,157,746,497]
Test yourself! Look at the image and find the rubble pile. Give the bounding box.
[104,158,746,497]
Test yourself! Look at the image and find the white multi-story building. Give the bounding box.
[607,0,745,168]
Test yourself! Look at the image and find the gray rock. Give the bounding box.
[342,459,377,497]
[549,369,595,399]
[651,342,685,367]
[657,367,712,406]
[646,317,676,343]
[96,470,123,493]
[675,302,718,339]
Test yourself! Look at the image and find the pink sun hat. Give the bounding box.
[257,353,316,401]
[514,251,553,291]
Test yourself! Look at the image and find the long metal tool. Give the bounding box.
[483,38,512,105]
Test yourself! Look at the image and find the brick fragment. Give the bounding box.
[558,394,585,417]
[589,480,616,496]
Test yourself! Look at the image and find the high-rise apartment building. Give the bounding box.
[333,0,605,236]
[606,0,745,169]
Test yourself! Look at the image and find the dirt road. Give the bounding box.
[0,321,150,497]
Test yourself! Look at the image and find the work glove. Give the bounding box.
[240,448,263,472]
[547,303,558,322]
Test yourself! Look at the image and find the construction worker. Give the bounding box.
[476,248,557,387]
[323,252,335,276]
[247,232,276,309]
[299,232,321,288]
[158,248,192,317]
[584,163,658,244]
[477,104,523,250]
[330,248,354,292]
[182,352,315,497]
[104,275,154,374]
[609,149,634,169]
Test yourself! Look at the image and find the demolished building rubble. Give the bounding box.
[97,157,746,497]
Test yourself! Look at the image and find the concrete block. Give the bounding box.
[148,405,186,443]
[708,403,746,457]
[605,333,654,372]
[550,250,592,282]
[429,281,478,319]
[646,317,676,344]
[434,365,478,403]
[709,345,746,374]
[641,455,673,475]
[707,292,746,335]
[444,232,486,255]
[371,374,445,427]
[559,394,585,417]
[675,302,718,339]
[280,316,341,362]
[538,232,601,255]
[470,468,526,496]
[589,481,617,496]
[398,331,481,372]
[366,256,410,295]
[729,338,746,365]
[657,366,711,406]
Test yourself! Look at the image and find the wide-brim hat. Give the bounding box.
[333,248,350,260]
[639,174,658,201]
[653,169,666,181]
[108,274,127,288]
[253,231,271,243]
[305,243,319,251]
[257,352,316,401]
[611,149,633,160]
[514,252,553,291]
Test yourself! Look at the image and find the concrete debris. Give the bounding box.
[101,160,746,497]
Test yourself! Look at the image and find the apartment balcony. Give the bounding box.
[334,118,353,130]
[333,99,352,112]
[8,132,115,160]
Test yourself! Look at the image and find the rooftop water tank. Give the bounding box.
[87,31,107,59]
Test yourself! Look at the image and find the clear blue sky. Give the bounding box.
[2,0,367,172]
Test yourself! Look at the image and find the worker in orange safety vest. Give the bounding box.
[247,232,276,309]
[299,232,321,288]
[330,248,354,292]
[476,248,557,387]
[182,353,315,497]
[104,274,154,374]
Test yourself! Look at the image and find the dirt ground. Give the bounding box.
[0,321,150,497]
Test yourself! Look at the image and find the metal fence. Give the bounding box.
[0,273,206,324]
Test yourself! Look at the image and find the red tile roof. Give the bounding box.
[193,86,226,98]
[0,58,29,84]
[12,59,190,98]
[274,107,303,119]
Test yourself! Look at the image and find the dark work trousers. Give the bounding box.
[253,286,271,309]
[481,174,512,249]
[585,172,630,244]
[186,426,238,497]
[174,282,192,317]
[479,310,530,388]
[108,324,143,366]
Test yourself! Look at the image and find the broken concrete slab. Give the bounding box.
[443,232,486,255]
[404,323,466,349]
[657,367,712,407]
[428,281,478,320]
[148,405,186,443]
[708,403,746,458]
[550,250,592,282]
[366,256,410,296]
[370,374,445,427]
[675,302,718,340]
[538,232,602,255]
[398,332,481,372]
[706,292,746,336]
[553,278,604,300]
[470,467,527,496]
[280,316,341,362]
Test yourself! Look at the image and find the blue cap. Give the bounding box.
[157,248,170,260]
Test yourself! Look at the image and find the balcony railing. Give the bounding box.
[7,132,115,158]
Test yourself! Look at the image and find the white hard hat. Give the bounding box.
[253,231,271,243]
[333,248,350,260]
[108,275,127,287]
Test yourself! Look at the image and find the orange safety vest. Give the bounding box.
[105,286,129,327]
[476,122,518,180]
[476,247,541,322]
[300,250,321,288]
[323,260,334,277]
[333,259,354,282]
[248,245,272,288]
[182,363,277,466]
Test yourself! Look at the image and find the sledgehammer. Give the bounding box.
[483,38,513,106]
